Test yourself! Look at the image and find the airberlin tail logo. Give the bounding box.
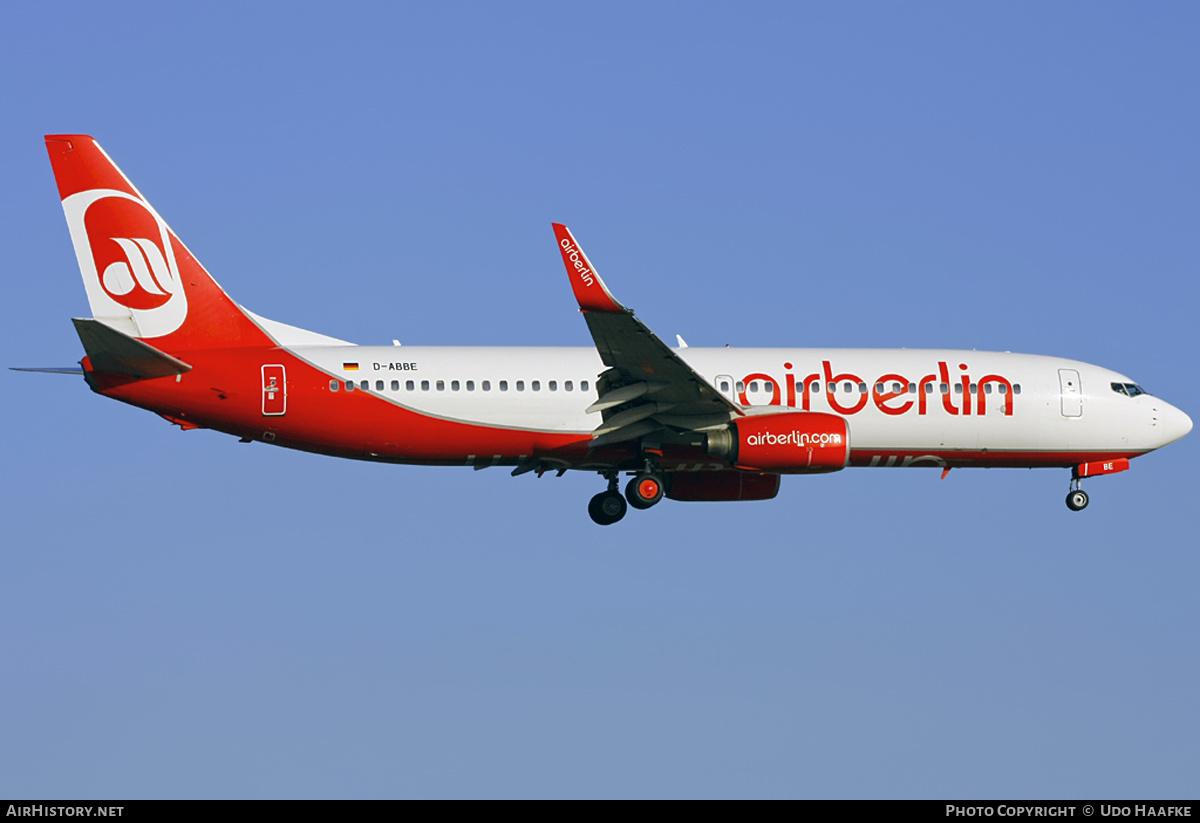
[62,189,188,338]
[101,237,174,310]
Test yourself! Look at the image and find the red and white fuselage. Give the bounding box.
[38,135,1191,523]
[197,342,1183,469]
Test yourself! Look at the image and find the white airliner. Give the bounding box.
[26,135,1192,524]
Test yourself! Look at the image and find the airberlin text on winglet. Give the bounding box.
[559,237,595,287]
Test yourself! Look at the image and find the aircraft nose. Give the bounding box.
[1157,402,1193,447]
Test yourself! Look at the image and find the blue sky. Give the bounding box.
[2,2,1197,799]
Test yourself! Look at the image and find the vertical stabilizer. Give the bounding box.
[45,135,271,351]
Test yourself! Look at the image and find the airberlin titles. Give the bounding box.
[738,360,1015,417]
[559,236,595,287]
[345,358,1013,419]
[744,429,843,447]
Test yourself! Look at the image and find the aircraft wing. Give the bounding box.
[552,223,741,447]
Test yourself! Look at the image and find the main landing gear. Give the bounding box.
[587,467,665,525]
[588,474,627,526]
[626,473,664,510]
[1066,472,1089,512]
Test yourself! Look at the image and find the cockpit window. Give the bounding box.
[1111,382,1148,398]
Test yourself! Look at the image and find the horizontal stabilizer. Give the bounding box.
[73,318,192,379]
[10,366,86,375]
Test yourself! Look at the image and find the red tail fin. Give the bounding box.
[45,135,271,351]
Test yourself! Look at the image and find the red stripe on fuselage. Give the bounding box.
[850,449,1144,469]
[90,345,610,465]
[88,345,1147,472]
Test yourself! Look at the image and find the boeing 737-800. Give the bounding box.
[24,135,1192,525]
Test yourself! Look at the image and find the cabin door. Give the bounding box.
[1058,369,1082,417]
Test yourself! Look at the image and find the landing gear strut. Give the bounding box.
[588,472,627,525]
[1066,473,1089,512]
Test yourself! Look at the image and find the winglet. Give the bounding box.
[552,223,625,313]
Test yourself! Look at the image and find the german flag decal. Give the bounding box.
[343,362,359,371]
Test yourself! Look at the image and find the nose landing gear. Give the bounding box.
[1066,471,1089,511]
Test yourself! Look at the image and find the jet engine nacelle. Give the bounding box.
[705,411,850,473]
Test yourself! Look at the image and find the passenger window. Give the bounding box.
[500,380,508,391]
[925,383,933,394]
[857,382,866,393]
[874,383,884,393]
[940,383,948,394]
[810,382,820,393]
[828,382,836,393]
[421,380,430,391]
[437,380,445,391]
[517,381,525,391]
[330,380,339,391]
[581,380,589,391]
[376,380,384,391]
[391,380,400,391]
[467,381,475,391]
[969,383,977,394]
[892,382,902,393]
[1014,384,1022,395]
[406,380,415,391]
[532,381,540,391]
[720,381,730,392]
[984,384,992,394]
[565,381,573,391]
[482,380,491,391]
[954,384,962,394]
[750,382,759,393]
[737,381,746,392]
[345,381,354,392]
[843,382,853,393]
[998,384,1007,395]
[549,381,557,391]
[360,380,369,390]
[451,380,460,391]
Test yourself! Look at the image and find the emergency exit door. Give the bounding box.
[262,364,287,416]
